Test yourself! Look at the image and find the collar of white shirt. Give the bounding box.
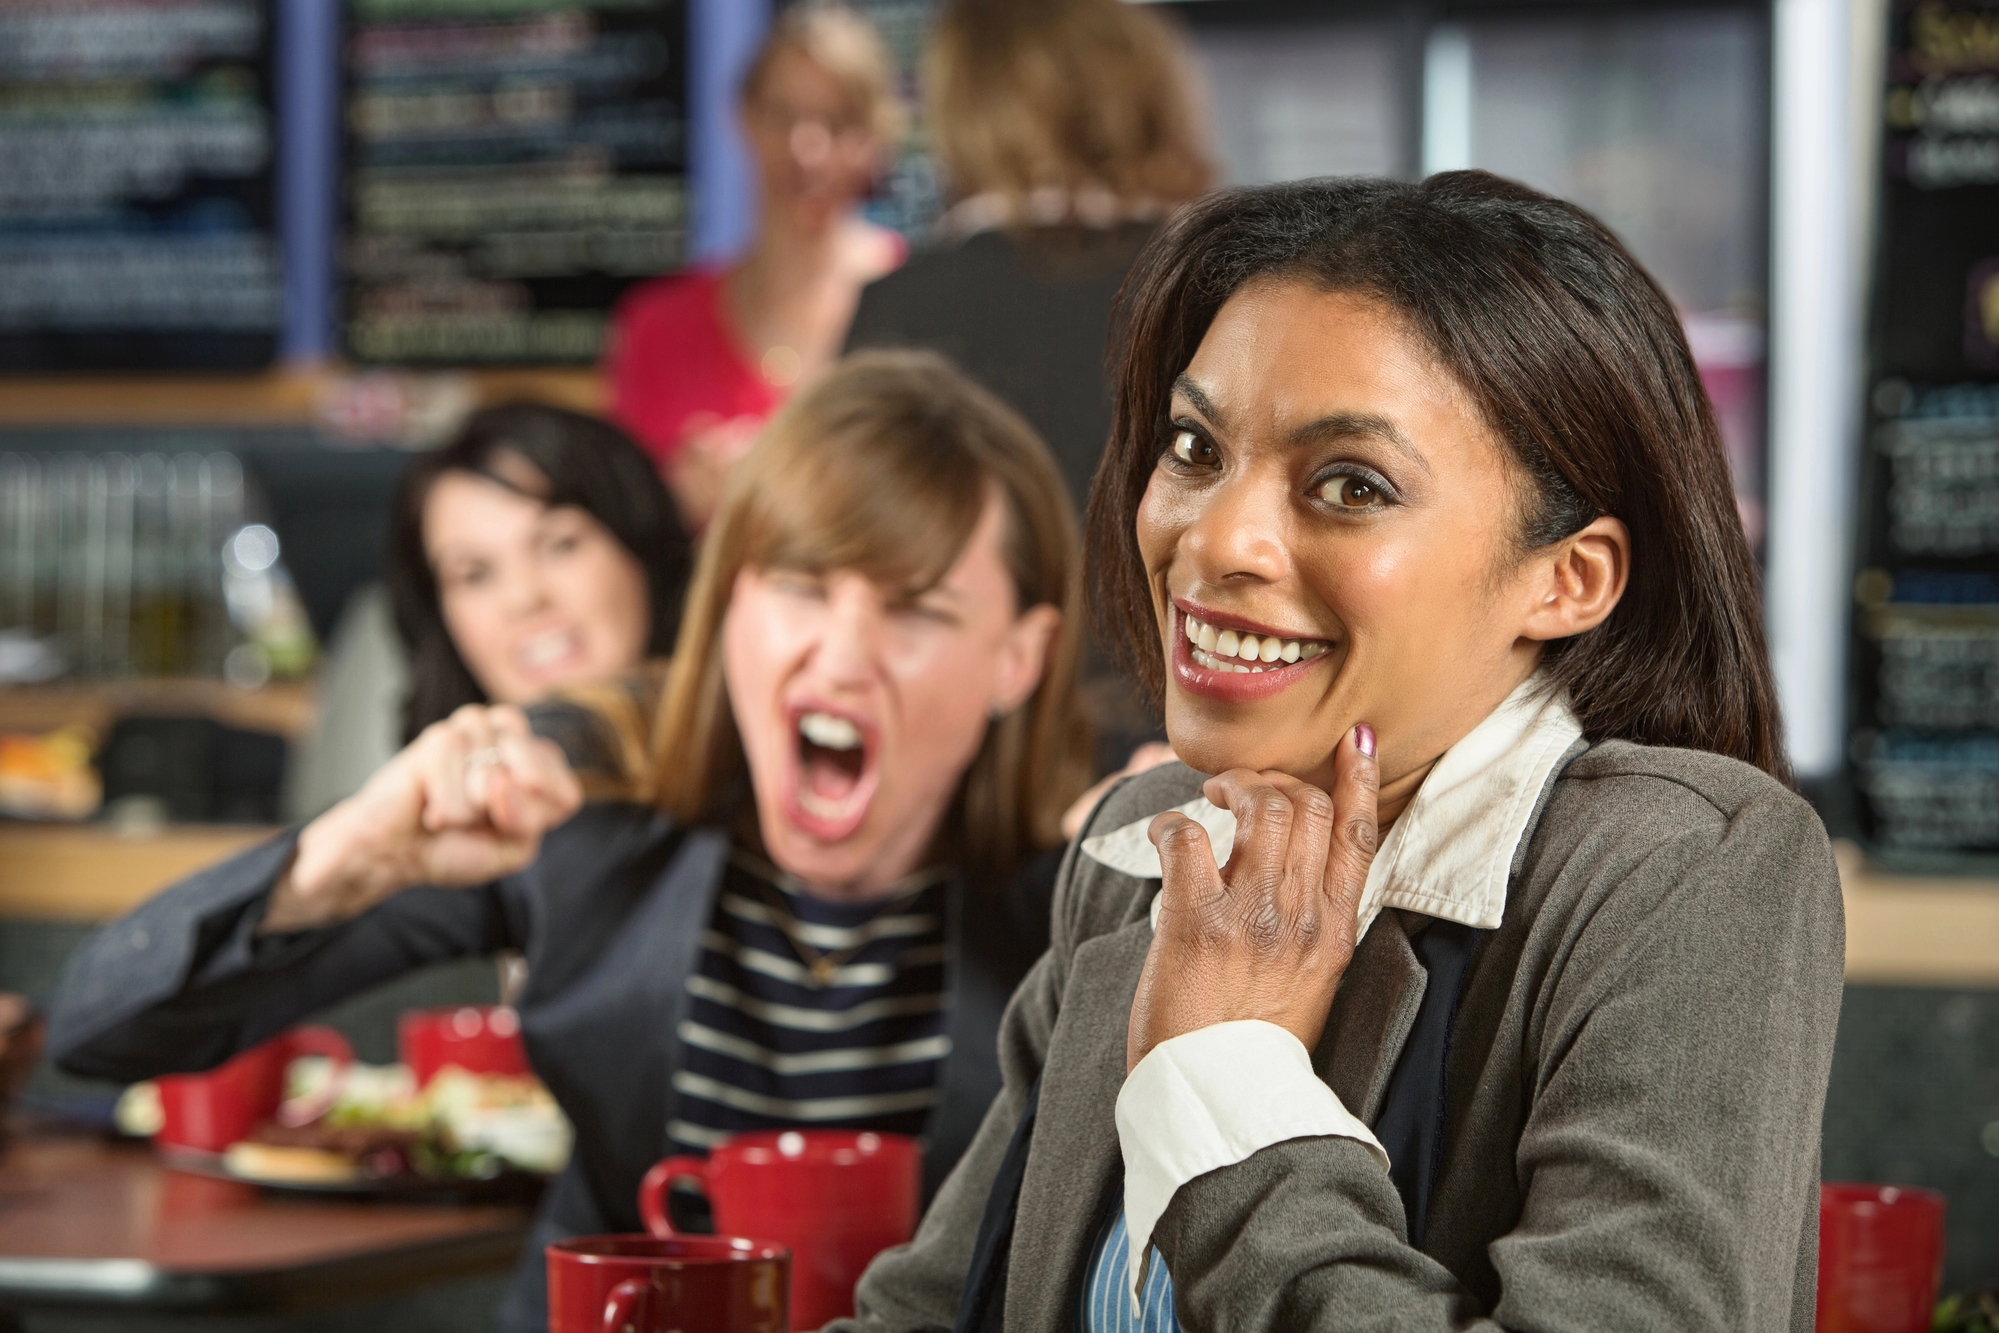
[1081,673,1584,942]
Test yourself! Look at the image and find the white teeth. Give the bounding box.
[799,712,862,750]
[520,630,575,668]
[1180,614,1328,673]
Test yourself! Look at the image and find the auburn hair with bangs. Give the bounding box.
[646,349,1092,875]
[1088,173,1789,781]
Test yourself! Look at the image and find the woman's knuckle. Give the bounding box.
[1343,816,1378,856]
[1296,788,1335,825]
[1243,900,1286,952]
[1246,788,1291,831]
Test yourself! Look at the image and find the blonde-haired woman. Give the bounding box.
[846,0,1213,516]
[49,352,1092,1333]
[610,2,908,529]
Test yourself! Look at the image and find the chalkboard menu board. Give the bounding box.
[341,0,688,365]
[1851,0,1999,867]
[0,1,282,373]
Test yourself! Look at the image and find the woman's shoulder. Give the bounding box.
[1525,739,1842,952]
[1050,760,1208,948]
[1551,739,1817,836]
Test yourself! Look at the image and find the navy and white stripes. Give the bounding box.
[665,851,951,1153]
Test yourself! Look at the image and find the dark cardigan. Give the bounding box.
[47,800,1060,1332]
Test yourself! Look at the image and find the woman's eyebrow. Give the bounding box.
[1290,411,1432,475]
[1170,374,1225,427]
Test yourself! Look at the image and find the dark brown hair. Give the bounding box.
[388,403,691,741]
[1087,173,1789,781]
[647,350,1092,875]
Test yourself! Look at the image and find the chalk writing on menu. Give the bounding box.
[342,0,688,366]
[1851,2,1999,864]
[0,0,282,372]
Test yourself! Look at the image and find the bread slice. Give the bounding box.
[222,1141,359,1184]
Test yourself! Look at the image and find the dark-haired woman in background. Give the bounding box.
[285,404,691,818]
[387,403,691,739]
[838,174,1842,1331]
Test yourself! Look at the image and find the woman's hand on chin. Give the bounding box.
[264,705,584,934]
[1126,725,1379,1073]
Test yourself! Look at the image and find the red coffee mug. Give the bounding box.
[398,1004,530,1088]
[641,1130,921,1332]
[546,1235,788,1333]
[154,1026,353,1155]
[1818,1182,1947,1333]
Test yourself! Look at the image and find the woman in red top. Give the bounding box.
[607,4,906,528]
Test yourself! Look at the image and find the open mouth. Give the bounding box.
[516,626,582,677]
[784,707,879,841]
[1172,605,1337,702]
[1181,611,1330,674]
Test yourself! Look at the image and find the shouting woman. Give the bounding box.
[49,352,1092,1333]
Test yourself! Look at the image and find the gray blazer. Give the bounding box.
[834,741,1846,1332]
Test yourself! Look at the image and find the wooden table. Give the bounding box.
[0,1130,531,1313]
[0,823,280,923]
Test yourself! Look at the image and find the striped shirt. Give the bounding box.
[1080,1209,1179,1332]
[665,849,951,1154]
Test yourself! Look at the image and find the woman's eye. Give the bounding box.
[768,572,824,599]
[1319,474,1386,509]
[1167,429,1215,467]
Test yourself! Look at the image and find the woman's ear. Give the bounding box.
[1518,515,1630,643]
[990,604,1063,715]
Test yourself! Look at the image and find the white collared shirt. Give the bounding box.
[1086,675,1584,1300]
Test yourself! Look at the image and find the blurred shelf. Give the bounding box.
[0,366,604,427]
[0,680,317,741]
[1837,840,1999,988]
[0,822,278,922]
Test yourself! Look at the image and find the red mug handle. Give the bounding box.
[276,1026,354,1128]
[601,1277,647,1333]
[638,1155,709,1237]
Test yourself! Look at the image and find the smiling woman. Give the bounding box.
[834,174,1845,1333]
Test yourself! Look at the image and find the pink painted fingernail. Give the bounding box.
[1354,723,1376,758]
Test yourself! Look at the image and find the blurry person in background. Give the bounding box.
[845,0,1213,518]
[50,352,1091,1333]
[607,3,906,530]
[843,0,1213,775]
[284,405,691,819]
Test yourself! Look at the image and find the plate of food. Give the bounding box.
[129,1061,571,1203]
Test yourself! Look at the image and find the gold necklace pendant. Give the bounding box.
[810,957,838,987]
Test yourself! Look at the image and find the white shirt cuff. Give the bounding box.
[1114,1019,1389,1305]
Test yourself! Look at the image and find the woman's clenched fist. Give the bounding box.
[263,705,583,934]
